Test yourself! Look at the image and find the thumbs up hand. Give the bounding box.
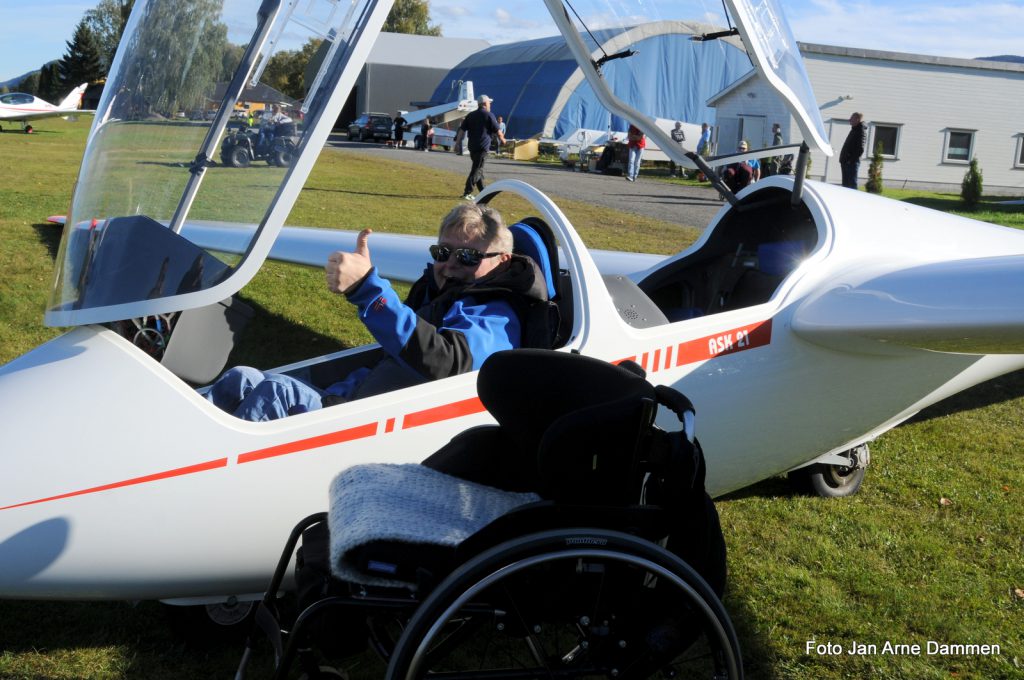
[326,228,374,295]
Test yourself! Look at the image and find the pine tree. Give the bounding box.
[16,72,39,96]
[36,62,62,103]
[865,142,884,194]
[58,19,104,91]
[960,158,983,208]
[84,0,135,71]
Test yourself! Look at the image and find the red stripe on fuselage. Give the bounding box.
[237,422,378,464]
[2,323,772,512]
[617,319,773,369]
[402,397,485,429]
[0,458,228,511]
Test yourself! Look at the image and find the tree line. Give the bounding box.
[4,0,441,104]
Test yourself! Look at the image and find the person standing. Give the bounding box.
[696,122,711,156]
[460,94,505,199]
[625,123,645,182]
[739,140,760,182]
[668,121,686,177]
[839,112,866,189]
[494,115,507,156]
[765,122,783,176]
[420,118,433,151]
[393,111,408,148]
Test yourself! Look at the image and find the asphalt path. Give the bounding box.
[324,137,724,230]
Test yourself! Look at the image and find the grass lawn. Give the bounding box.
[1,119,1023,679]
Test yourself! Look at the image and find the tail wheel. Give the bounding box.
[386,529,742,680]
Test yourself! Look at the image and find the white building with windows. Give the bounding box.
[710,43,1024,194]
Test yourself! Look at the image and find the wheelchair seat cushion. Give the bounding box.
[329,463,540,588]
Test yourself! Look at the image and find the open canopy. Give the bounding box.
[46,0,830,327]
[541,0,832,167]
[46,0,394,326]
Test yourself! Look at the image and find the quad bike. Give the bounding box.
[220,122,300,168]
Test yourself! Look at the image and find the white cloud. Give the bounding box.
[433,4,472,19]
[494,7,545,30]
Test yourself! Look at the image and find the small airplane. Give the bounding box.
[0,83,89,133]
[2,0,1022,634]
[401,79,478,131]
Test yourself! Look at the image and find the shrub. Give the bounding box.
[961,158,983,208]
[865,142,884,194]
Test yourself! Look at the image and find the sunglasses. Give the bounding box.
[429,244,501,267]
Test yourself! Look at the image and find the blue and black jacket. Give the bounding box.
[329,255,548,399]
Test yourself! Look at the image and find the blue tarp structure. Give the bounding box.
[430,21,752,140]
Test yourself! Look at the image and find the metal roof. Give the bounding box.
[798,42,1024,73]
[367,32,490,68]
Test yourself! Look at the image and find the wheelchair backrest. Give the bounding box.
[477,349,705,505]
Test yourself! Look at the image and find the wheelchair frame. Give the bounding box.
[237,507,743,680]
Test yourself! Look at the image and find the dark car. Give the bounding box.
[220,121,300,168]
[347,113,393,142]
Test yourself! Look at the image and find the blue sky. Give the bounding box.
[2,0,1022,85]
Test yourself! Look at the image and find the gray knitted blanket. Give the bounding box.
[328,463,540,587]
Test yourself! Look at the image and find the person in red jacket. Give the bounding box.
[625,123,645,182]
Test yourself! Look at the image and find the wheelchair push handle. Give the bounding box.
[653,384,696,443]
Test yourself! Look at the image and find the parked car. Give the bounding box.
[347,113,392,142]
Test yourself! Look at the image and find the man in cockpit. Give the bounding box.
[205,203,548,421]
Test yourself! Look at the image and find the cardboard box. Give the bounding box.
[511,139,539,161]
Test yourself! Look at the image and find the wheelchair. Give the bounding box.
[237,349,743,680]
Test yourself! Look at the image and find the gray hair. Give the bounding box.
[439,203,513,252]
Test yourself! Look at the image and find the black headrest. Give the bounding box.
[477,349,655,453]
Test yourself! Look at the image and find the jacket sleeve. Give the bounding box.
[347,269,521,380]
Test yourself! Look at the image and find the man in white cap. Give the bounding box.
[459,94,505,200]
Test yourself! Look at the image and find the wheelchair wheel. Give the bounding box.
[385,528,742,679]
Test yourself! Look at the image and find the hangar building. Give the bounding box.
[339,32,489,127]
[428,22,753,141]
[710,44,1024,193]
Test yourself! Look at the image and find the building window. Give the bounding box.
[1016,135,1024,169]
[871,123,900,159]
[943,129,975,163]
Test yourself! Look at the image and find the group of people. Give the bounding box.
[721,113,866,193]
[624,121,713,183]
[720,123,796,194]
[388,112,432,151]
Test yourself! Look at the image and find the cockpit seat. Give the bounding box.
[717,240,805,312]
[757,240,805,276]
[510,221,557,299]
[509,220,570,348]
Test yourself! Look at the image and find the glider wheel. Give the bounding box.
[788,444,868,498]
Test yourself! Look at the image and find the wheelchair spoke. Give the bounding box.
[387,530,742,680]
